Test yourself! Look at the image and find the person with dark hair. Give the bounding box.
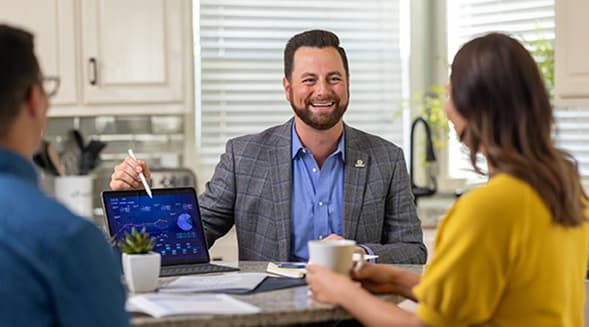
[110,29,426,264]
[306,32,589,326]
[0,25,130,326]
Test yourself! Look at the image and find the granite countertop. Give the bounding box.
[132,262,423,327]
[416,194,455,228]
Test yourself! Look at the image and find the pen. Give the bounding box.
[127,149,152,198]
[277,263,306,269]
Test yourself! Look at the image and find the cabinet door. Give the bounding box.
[555,0,589,106]
[81,0,184,104]
[0,0,77,105]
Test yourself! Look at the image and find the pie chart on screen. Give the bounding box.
[177,213,193,231]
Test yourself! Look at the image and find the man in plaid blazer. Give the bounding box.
[111,29,426,264]
[199,118,426,263]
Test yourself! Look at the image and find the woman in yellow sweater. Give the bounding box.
[306,32,589,327]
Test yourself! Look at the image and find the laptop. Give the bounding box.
[102,187,239,277]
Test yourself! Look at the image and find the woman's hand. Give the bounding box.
[351,263,397,294]
[307,264,427,327]
[305,264,361,304]
[352,263,420,300]
[109,156,151,190]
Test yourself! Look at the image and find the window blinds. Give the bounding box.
[195,0,406,180]
[447,0,589,187]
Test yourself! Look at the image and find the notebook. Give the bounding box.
[102,187,239,277]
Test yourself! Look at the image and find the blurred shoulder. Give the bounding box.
[0,177,101,246]
[453,174,541,223]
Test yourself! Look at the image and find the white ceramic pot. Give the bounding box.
[122,252,161,293]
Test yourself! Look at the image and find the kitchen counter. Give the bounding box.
[416,194,455,228]
[132,262,423,327]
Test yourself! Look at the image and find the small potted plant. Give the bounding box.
[118,227,161,293]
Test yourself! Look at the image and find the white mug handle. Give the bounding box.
[352,248,365,272]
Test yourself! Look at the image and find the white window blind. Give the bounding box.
[195,0,407,181]
[447,0,589,187]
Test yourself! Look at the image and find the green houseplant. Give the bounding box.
[402,82,448,184]
[414,84,449,153]
[119,227,161,293]
[407,84,448,200]
[522,33,554,100]
[118,227,156,254]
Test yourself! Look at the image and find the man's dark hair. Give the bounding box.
[0,25,40,137]
[283,29,349,81]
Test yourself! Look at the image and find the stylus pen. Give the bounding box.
[127,149,153,198]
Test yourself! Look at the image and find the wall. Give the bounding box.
[40,114,188,220]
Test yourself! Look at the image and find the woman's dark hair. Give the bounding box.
[283,29,349,81]
[0,25,40,137]
[451,32,587,226]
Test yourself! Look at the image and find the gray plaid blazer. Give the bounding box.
[199,119,426,264]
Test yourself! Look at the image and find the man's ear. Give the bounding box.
[283,76,291,102]
[23,85,44,118]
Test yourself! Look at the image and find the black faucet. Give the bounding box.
[409,117,437,204]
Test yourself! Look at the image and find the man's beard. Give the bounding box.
[289,92,348,131]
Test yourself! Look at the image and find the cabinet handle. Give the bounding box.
[88,57,97,85]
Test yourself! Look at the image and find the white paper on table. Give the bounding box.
[128,293,261,318]
[159,272,268,293]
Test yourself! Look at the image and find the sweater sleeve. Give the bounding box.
[413,189,517,327]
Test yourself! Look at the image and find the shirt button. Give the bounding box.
[302,149,307,154]
[312,168,317,173]
[318,201,324,206]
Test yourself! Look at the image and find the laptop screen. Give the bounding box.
[102,187,210,266]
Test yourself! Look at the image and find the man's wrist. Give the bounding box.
[357,244,377,263]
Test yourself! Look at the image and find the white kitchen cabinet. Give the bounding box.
[555,0,589,107]
[0,0,77,106]
[80,0,184,104]
[0,0,191,116]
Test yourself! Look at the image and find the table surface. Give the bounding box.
[132,262,423,327]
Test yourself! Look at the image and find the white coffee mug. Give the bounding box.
[308,239,365,276]
[54,175,94,219]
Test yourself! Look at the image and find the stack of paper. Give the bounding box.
[128,293,260,318]
[159,272,268,294]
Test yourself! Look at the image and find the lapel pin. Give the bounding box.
[354,159,365,168]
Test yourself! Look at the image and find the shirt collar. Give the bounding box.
[0,148,38,185]
[291,121,346,162]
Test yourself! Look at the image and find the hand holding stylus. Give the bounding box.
[127,149,153,198]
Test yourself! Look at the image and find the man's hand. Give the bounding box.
[321,233,345,241]
[109,156,151,190]
[321,234,368,255]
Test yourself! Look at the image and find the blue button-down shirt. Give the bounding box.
[290,124,345,261]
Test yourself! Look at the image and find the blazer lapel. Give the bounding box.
[343,126,369,239]
[268,120,293,260]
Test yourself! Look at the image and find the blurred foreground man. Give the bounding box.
[0,25,129,326]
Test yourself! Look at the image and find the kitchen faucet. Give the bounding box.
[409,117,437,204]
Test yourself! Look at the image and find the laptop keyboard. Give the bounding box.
[160,263,239,277]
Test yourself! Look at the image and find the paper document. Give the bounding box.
[159,272,268,293]
[266,262,306,278]
[128,293,260,318]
